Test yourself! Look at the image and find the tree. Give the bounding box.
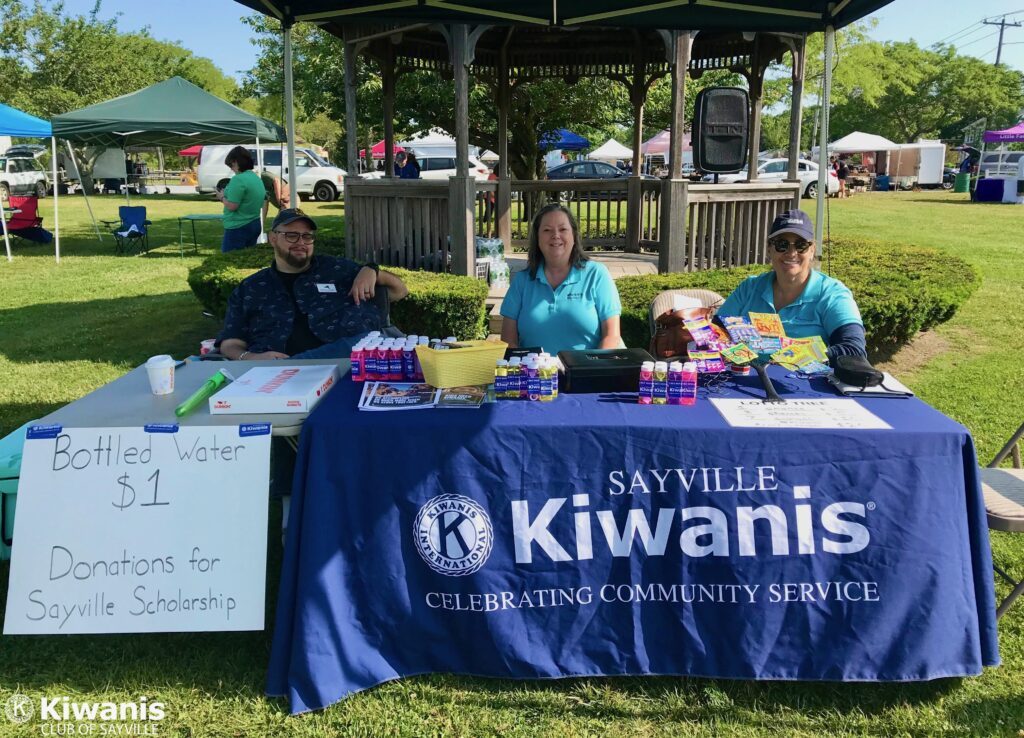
[830,42,1024,142]
[0,0,239,117]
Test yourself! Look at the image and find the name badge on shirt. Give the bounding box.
[316,282,337,293]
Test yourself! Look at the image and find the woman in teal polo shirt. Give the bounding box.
[715,209,866,362]
[500,204,622,354]
[215,146,265,252]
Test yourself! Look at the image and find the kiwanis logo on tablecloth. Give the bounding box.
[414,494,493,576]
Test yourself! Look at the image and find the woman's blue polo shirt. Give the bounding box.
[500,260,621,353]
[716,270,862,340]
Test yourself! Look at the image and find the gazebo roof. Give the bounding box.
[234,1,894,33]
[234,1,893,79]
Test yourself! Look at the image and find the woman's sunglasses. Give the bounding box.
[769,238,812,254]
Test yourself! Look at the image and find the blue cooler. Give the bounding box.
[0,422,33,561]
[874,175,890,191]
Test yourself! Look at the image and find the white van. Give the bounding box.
[196,145,346,201]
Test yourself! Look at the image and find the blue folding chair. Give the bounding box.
[101,206,151,255]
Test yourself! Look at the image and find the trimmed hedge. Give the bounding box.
[187,236,490,340]
[616,237,981,355]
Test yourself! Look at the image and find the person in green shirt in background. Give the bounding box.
[215,146,264,252]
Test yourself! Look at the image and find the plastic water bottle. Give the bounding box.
[350,342,366,382]
[539,358,555,402]
[681,361,698,406]
[508,356,523,399]
[375,341,390,381]
[667,361,683,405]
[388,340,404,381]
[495,359,509,398]
[653,361,668,405]
[638,361,654,405]
[403,340,417,380]
[362,340,377,380]
[526,358,541,401]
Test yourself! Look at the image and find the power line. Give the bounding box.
[936,22,984,46]
[957,31,999,50]
[935,21,982,45]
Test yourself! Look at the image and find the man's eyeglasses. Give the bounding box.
[273,230,316,244]
[769,237,812,254]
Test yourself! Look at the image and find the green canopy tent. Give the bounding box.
[52,76,286,240]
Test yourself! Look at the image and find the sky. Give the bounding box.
[61,0,1024,79]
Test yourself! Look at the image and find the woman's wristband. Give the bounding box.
[238,350,250,360]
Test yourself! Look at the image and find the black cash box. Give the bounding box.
[557,348,655,394]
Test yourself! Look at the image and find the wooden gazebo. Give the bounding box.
[234,1,895,276]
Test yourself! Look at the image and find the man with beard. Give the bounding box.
[216,208,408,360]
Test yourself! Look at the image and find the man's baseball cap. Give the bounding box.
[768,209,813,241]
[272,208,317,231]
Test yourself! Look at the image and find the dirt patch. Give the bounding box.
[874,330,952,376]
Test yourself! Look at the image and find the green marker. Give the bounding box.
[174,369,230,417]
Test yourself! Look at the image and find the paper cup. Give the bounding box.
[200,339,216,356]
[146,355,176,395]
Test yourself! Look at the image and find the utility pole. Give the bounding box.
[983,15,1022,66]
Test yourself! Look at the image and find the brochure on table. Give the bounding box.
[3,424,272,634]
[358,382,488,410]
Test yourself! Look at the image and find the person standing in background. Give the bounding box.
[215,146,264,252]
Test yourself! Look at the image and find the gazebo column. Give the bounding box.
[625,60,646,254]
[448,24,479,277]
[746,37,766,182]
[785,34,807,207]
[344,34,360,256]
[658,30,693,274]
[382,45,396,179]
[495,39,512,247]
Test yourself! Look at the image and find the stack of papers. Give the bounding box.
[358,382,488,410]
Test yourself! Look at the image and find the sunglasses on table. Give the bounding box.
[273,231,316,244]
[769,237,812,253]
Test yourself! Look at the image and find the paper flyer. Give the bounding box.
[359,382,439,410]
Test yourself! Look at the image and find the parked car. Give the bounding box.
[0,145,50,200]
[416,154,490,181]
[196,145,346,201]
[702,158,838,198]
[547,159,657,199]
[547,160,656,182]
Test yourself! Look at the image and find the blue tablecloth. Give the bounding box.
[267,369,999,714]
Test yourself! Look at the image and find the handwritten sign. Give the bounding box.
[711,399,892,430]
[3,425,271,634]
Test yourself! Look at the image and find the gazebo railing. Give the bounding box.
[682,183,800,270]
[345,176,800,273]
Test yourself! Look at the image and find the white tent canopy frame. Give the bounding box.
[589,138,634,162]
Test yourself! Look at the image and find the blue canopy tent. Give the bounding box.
[541,128,591,152]
[0,102,60,263]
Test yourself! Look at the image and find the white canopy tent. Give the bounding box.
[589,138,633,162]
[826,131,900,153]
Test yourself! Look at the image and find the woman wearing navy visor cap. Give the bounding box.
[715,209,867,362]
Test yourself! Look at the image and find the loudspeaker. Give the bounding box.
[692,87,749,174]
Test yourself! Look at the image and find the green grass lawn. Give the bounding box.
[1,191,1023,737]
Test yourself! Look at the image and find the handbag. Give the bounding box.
[649,307,711,359]
[833,355,884,388]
